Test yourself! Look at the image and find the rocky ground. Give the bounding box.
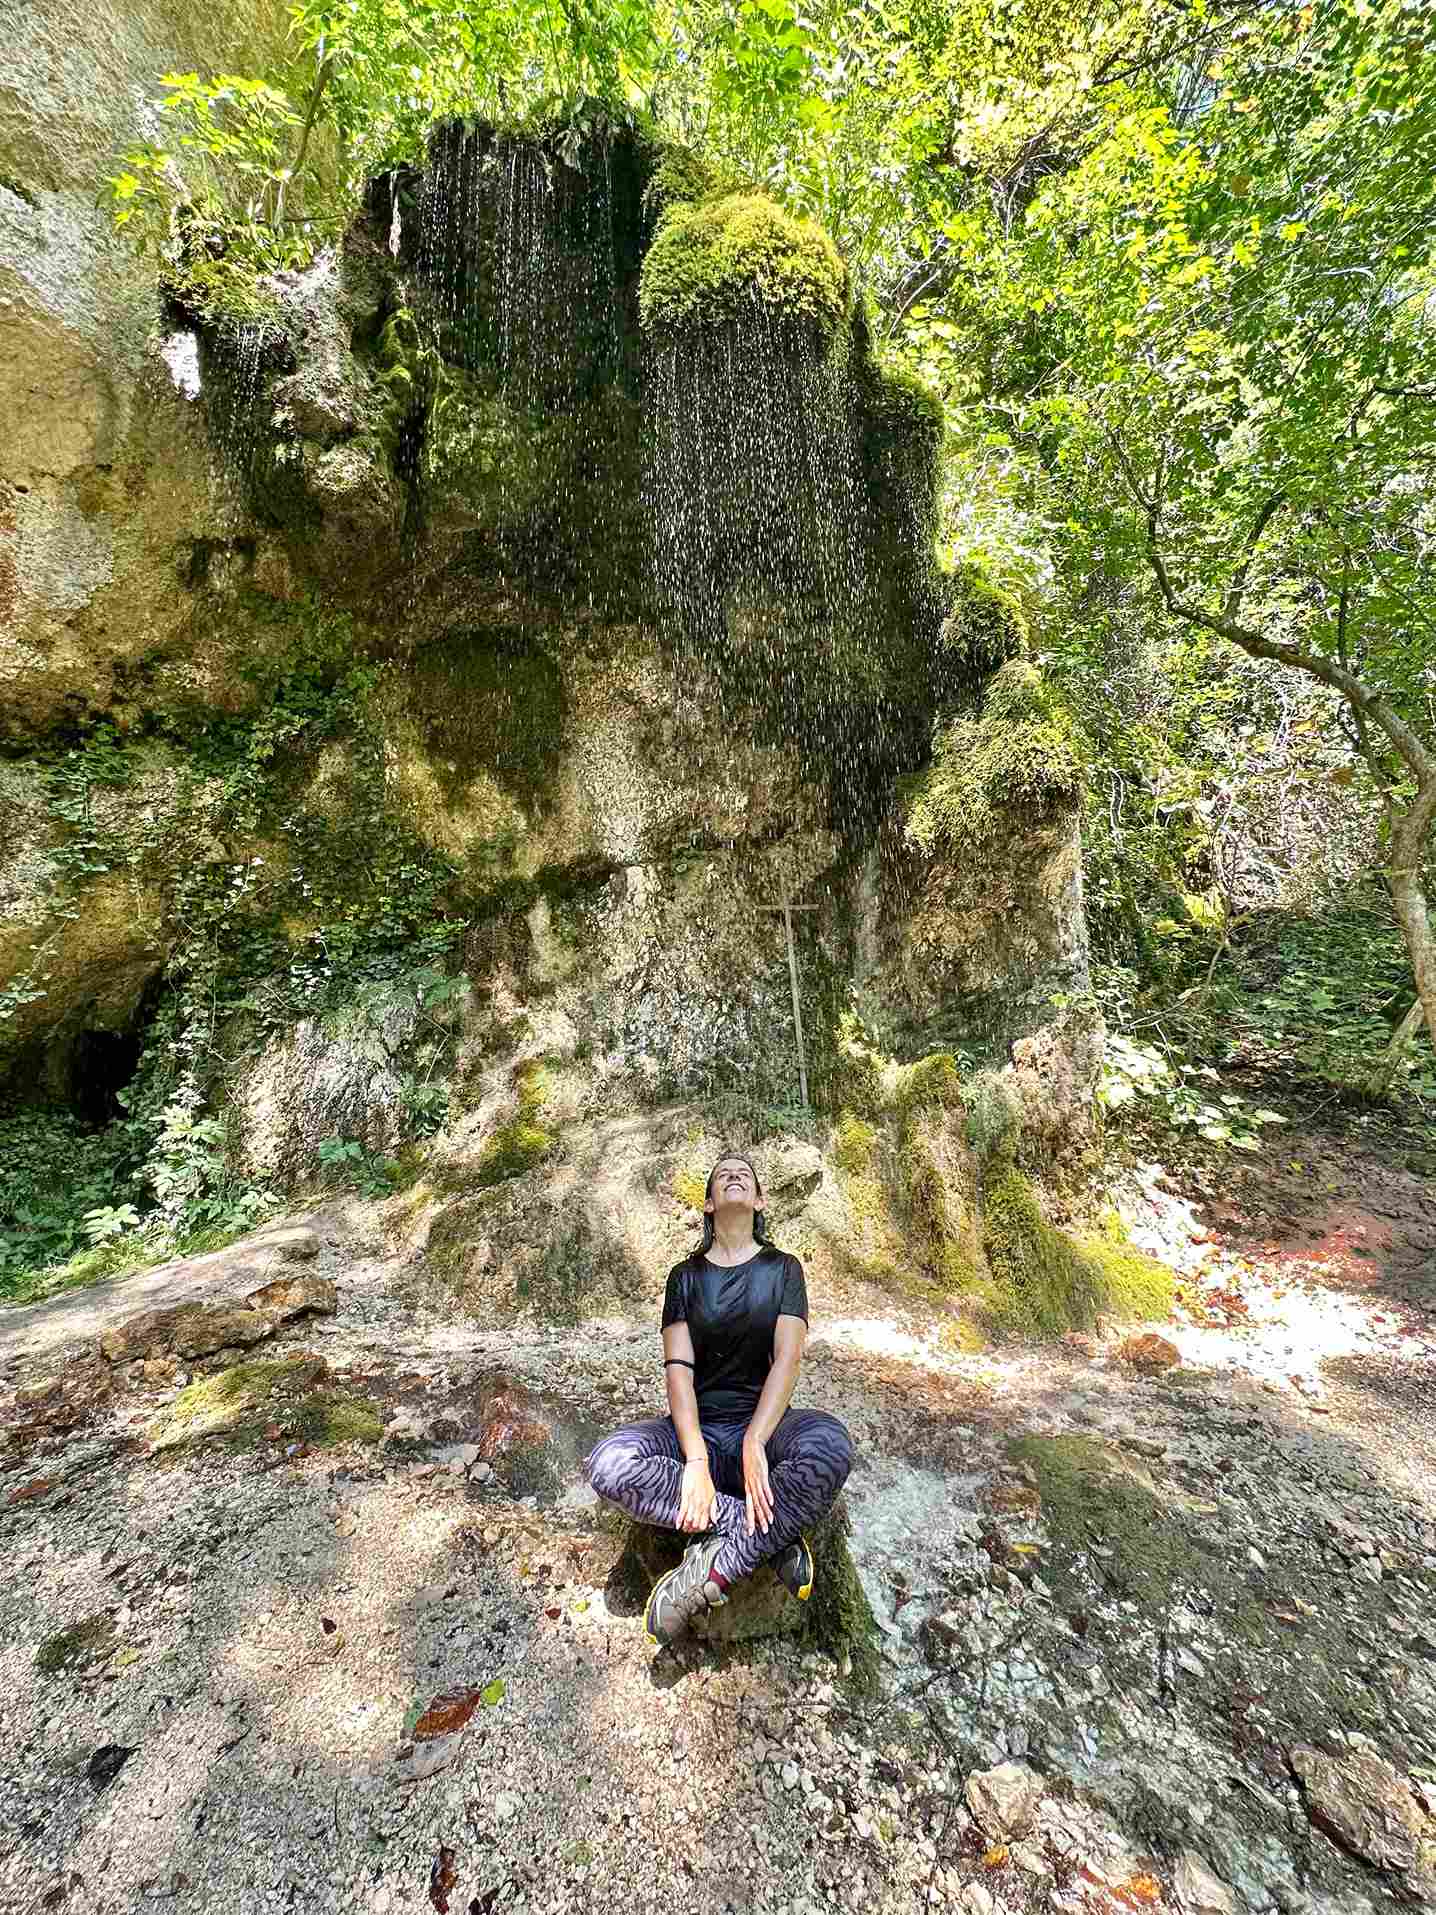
[2,1120,1435,1915]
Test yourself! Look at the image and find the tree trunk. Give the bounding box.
[1387,791,1436,1055]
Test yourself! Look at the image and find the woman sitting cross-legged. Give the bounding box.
[586,1153,854,1645]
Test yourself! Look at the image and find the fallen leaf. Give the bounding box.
[430,1844,458,1913]
[321,1617,338,1635]
[8,1478,54,1504]
[983,1846,1009,1868]
[415,1688,483,1741]
[571,1599,589,1614]
[545,1606,562,1620]
[481,1678,505,1708]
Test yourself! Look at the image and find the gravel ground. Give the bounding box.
[3,1159,1435,1915]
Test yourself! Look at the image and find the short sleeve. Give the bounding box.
[779,1254,809,1324]
[661,1263,689,1329]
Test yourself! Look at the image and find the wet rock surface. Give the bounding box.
[1,1155,1435,1915]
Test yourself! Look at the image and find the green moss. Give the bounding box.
[1007,1434,1215,1606]
[407,630,566,808]
[424,370,551,529]
[293,1393,384,1445]
[976,1166,1174,1337]
[831,1113,877,1174]
[639,192,848,339]
[864,360,944,442]
[904,660,1091,856]
[819,1012,887,1118]
[472,1059,557,1189]
[640,141,731,219]
[35,1613,117,1675]
[892,1050,963,1115]
[802,1505,882,1693]
[962,1071,1021,1165]
[939,565,1029,674]
[147,1355,379,1452]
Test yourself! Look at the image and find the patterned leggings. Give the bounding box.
[586,1407,854,1586]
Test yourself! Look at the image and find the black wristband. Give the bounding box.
[663,1357,695,1370]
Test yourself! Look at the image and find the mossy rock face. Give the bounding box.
[423,371,552,534]
[405,630,566,810]
[147,1356,382,1452]
[975,1165,1174,1338]
[904,660,1090,858]
[939,566,1029,676]
[1008,1434,1223,1608]
[639,193,848,340]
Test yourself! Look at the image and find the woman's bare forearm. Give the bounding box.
[666,1365,707,1463]
[745,1350,800,1447]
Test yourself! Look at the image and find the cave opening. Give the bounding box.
[68,1026,145,1130]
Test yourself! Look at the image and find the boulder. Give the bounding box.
[247,1272,337,1322]
[1290,1744,1434,1879]
[1118,1331,1181,1372]
[169,1306,273,1360]
[964,1761,1044,1840]
[614,1502,870,1652]
[1173,1851,1237,1915]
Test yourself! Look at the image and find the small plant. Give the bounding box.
[317,1137,402,1198]
[82,1204,142,1246]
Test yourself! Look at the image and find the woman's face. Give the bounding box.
[705,1157,761,1218]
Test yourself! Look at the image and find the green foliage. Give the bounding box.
[904,660,1090,855]
[317,1136,404,1196]
[1099,1037,1289,1152]
[638,191,848,337]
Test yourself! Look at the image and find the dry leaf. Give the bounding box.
[414,1688,483,1741]
[7,1478,54,1504]
[430,1844,458,1913]
[982,1846,1009,1868]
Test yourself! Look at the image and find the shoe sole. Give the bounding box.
[787,1533,814,1601]
[644,1555,721,1647]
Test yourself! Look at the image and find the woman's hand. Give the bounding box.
[678,1458,716,1532]
[742,1433,774,1537]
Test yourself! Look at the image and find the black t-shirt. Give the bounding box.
[661,1245,809,1419]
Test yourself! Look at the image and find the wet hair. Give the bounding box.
[698,1154,768,1253]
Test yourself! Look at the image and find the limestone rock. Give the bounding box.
[169,1307,274,1360]
[964,1762,1044,1840]
[1119,1331,1181,1371]
[1174,1850,1237,1915]
[100,1305,205,1364]
[1290,1744,1433,1877]
[253,1226,321,1262]
[760,1140,824,1193]
[613,1503,866,1651]
[246,1272,337,1324]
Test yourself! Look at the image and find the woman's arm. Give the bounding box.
[742,1313,806,1535]
[664,1321,716,1531]
[663,1321,705,1458]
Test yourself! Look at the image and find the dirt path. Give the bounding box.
[2,1136,1434,1915]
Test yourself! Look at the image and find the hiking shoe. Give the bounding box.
[773,1533,815,1602]
[644,1536,727,1644]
